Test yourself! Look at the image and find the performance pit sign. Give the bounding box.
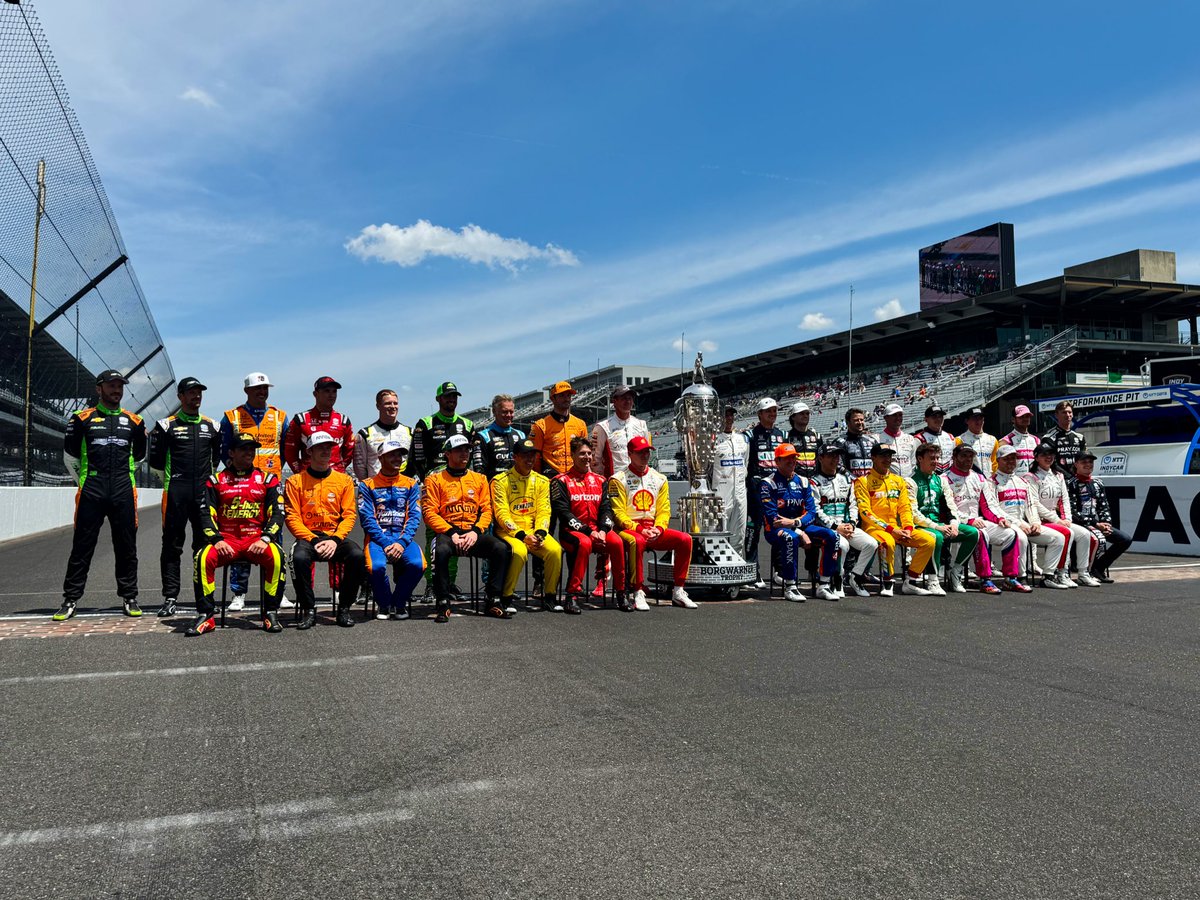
[1104,476,1200,556]
[1037,387,1171,413]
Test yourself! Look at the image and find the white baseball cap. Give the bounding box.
[443,434,471,451]
[884,403,904,416]
[996,444,1018,458]
[306,432,336,449]
[789,401,810,415]
[379,436,411,455]
[756,397,778,412]
[244,372,273,389]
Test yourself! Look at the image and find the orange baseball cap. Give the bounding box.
[774,443,799,459]
[552,380,577,396]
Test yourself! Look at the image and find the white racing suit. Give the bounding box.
[811,471,878,576]
[993,471,1069,577]
[944,465,1020,579]
[1027,468,1099,573]
[711,430,749,557]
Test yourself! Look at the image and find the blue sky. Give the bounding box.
[34,0,1200,427]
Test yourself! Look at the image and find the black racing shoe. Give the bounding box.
[434,604,452,624]
[421,586,436,605]
[185,615,216,637]
[157,598,178,618]
[485,603,513,619]
[262,611,282,633]
[296,608,317,630]
[564,596,583,615]
[1090,569,1115,584]
[448,584,465,601]
[336,609,355,628]
[52,601,77,621]
[615,592,634,613]
[123,599,143,618]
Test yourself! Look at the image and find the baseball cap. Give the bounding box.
[884,402,904,416]
[232,433,261,450]
[817,443,841,456]
[306,431,336,449]
[436,381,461,398]
[996,444,1018,458]
[514,437,538,454]
[313,376,342,391]
[1034,442,1056,456]
[1013,404,1033,417]
[378,437,411,456]
[774,443,799,459]
[243,372,273,389]
[756,397,778,412]
[177,376,207,394]
[955,443,977,455]
[966,406,985,417]
[611,384,634,399]
[552,380,577,396]
[723,403,738,413]
[870,442,897,455]
[95,369,127,385]
[1075,450,1098,461]
[443,434,471,451]
[627,435,653,453]
[789,401,810,415]
[925,404,946,417]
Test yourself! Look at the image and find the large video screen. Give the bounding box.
[919,223,1015,309]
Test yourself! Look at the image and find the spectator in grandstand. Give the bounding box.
[1042,400,1088,476]
[905,441,978,595]
[852,443,936,596]
[784,401,820,479]
[533,381,589,478]
[998,404,1039,474]
[218,372,292,611]
[811,444,877,598]
[552,436,630,611]
[1066,451,1131,584]
[609,436,696,609]
[492,438,566,614]
[357,437,424,621]
[422,435,512,621]
[591,385,650,480]
[1027,443,1099,586]
[712,404,749,571]
[943,444,1017,595]
[56,370,148,621]
[283,376,355,475]
[471,394,525,479]
[353,389,412,480]
[830,407,876,481]
[879,403,919,479]
[958,405,997,478]
[993,445,1071,590]
[148,377,219,619]
[913,404,959,474]
[743,398,785,588]
[284,432,364,629]
[188,433,286,636]
[760,444,839,602]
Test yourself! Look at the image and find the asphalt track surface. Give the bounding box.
[2,518,1198,899]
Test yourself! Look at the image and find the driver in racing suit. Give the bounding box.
[760,444,840,602]
[1027,442,1099,586]
[811,444,877,598]
[994,445,1072,589]
[357,437,425,620]
[711,404,749,564]
[944,444,1018,595]
[913,404,959,474]
[905,441,979,595]
[996,403,1039,474]
[830,407,876,481]
[743,398,784,588]
[784,401,821,480]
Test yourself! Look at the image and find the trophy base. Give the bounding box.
[647,533,757,600]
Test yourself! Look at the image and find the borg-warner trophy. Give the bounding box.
[647,354,756,597]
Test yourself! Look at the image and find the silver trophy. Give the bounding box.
[648,353,756,597]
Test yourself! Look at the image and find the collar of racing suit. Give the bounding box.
[568,465,590,478]
[551,411,570,424]
[307,467,332,479]
[177,410,200,424]
[629,462,648,476]
[445,464,468,477]
[373,419,400,430]
[1075,473,1093,483]
[950,464,972,477]
[97,402,121,416]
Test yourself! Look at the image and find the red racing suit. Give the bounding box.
[284,407,355,474]
[551,467,626,594]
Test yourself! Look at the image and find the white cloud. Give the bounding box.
[346,220,579,272]
[179,86,218,109]
[671,337,690,352]
[698,339,718,353]
[671,337,718,354]
[873,298,904,321]
[799,312,833,330]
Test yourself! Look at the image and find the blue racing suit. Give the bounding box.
[759,471,839,581]
[357,471,425,613]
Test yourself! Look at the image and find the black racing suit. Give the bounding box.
[743,424,785,577]
[1066,474,1132,575]
[148,411,221,599]
[786,427,821,480]
[470,423,525,479]
[62,404,148,603]
[1043,425,1087,476]
[830,430,877,481]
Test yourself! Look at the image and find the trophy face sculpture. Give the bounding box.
[674,354,721,495]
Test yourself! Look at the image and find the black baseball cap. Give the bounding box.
[1075,450,1097,461]
[514,437,538,454]
[177,376,207,394]
[966,406,985,417]
[95,369,127,385]
[817,443,840,456]
[436,381,461,398]
[925,404,946,417]
[870,442,897,455]
[1034,442,1057,456]
[232,433,261,450]
[313,376,342,391]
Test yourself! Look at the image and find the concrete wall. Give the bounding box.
[0,487,163,544]
[1064,249,1177,282]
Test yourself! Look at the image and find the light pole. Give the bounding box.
[23,158,46,487]
[847,284,854,387]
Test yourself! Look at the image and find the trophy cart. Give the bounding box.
[646,354,757,598]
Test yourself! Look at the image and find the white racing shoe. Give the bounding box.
[1076,572,1102,587]
[844,573,871,598]
[879,581,895,597]
[278,595,295,609]
[900,578,931,596]
[782,582,805,603]
[815,582,838,601]
[633,589,650,611]
[946,570,968,593]
[671,587,698,609]
[925,575,947,597]
[227,593,246,612]
[1041,573,1071,589]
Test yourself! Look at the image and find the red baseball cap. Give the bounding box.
[627,436,653,453]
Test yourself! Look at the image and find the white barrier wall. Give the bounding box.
[0,487,163,544]
[1103,476,1200,556]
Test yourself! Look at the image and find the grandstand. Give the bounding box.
[0,1,175,485]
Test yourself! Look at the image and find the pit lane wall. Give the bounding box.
[0,487,163,544]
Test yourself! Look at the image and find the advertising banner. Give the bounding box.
[1103,476,1200,556]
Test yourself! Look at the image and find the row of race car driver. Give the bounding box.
[728,395,1129,602]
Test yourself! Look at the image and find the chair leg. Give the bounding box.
[220,568,227,628]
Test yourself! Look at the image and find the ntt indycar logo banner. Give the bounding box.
[1104,476,1200,557]
[1037,387,1171,413]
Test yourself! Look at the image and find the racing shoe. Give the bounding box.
[278,595,296,609]
[1055,570,1078,588]
[591,577,607,599]
[434,603,452,623]
[879,580,895,598]
[614,591,634,612]
[227,593,246,612]
[122,599,143,618]
[816,582,839,602]
[752,579,767,590]
[671,587,698,609]
[185,614,216,636]
[448,584,466,601]
[946,569,967,593]
[390,606,410,620]
[1089,569,1115,584]
[422,586,437,605]
[1076,572,1102,587]
[632,589,650,611]
[925,575,947,597]
[844,573,870,598]
[262,611,282,633]
[829,574,845,599]
[979,579,1002,595]
[502,596,519,615]
[1041,573,1071,590]
[1004,578,1033,594]
[296,608,317,630]
[564,596,584,615]
[157,598,177,618]
[376,606,390,620]
[336,609,355,627]
[52,601,77,621]
[782,582,806,602]
[900,578,931,596]
[485,601,513,619]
